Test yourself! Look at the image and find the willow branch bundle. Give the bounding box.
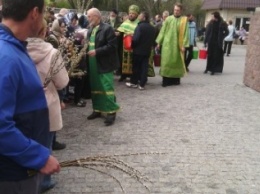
[59,152,167,193]
[43,42,70,88]
[68,41,89,78]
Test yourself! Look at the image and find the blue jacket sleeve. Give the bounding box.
[0,57,50,170]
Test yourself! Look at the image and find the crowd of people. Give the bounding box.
[0,0,249,193]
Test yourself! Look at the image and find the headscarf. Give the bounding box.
[128,5,140,15]
[59,8,69,17]
[51,19,64,38]
[64,12,78,26]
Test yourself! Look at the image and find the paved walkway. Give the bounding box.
[48,44,260,194]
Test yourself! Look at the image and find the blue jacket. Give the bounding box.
[0,24,50,181]
[188,21,197,46]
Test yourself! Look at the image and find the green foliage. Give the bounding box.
[45,0,50,5]
[55,0,72,8]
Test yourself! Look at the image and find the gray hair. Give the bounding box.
[162,10,169,17]
[87,8,101,19]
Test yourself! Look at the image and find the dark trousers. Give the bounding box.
[0,174,42,194]
[239,37,244,45]
[184,45,193,67]
[53,132,57,144]
[73,77,85,104]
[130,54,149,87]
[58,89,66,102]
[41,132,55,190]
[223,41,233,55]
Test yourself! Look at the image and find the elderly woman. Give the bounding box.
[46,17,68,110]
[47,18,67,49]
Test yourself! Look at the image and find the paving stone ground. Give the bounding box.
[47,44,260,194]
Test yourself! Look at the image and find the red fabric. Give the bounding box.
[123,35,132,51]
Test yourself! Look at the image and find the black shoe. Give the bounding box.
[162,83,168,87]
[173,82,180,85]
[87,111,101,120]
[52,141,66,150]
[104,113,116,126]
[227,54,229,57]
[204,70,208,74]
[210,72,215,75]
[162,83,176,87]
[118,77,126,82]
[115,70,121,76]
[41,180,56,193]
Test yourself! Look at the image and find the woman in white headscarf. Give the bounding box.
[27,20,69,193]
[47,18,67,49]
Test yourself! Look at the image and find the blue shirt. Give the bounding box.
[188,21,197,46]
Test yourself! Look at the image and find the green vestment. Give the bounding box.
[117,19,138,75]
[88,26,120,113]
[156,16,189,78]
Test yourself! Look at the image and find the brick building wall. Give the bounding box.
[243,8,260,92]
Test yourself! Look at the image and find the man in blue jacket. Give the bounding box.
[185,14,197,72]
[0,1,60,193]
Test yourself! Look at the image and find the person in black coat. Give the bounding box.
[126,11,156,90]
[86,8,120,126]
[204,11,228,75]
[105,9,123,75]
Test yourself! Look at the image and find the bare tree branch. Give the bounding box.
[67,0,93,12]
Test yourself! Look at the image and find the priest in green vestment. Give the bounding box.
[117,5,140,81]
[86,8,120,126]
[156,3,189,87]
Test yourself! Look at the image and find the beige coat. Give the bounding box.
[27,38,69,131]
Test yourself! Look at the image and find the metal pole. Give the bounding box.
[116,0,119,10]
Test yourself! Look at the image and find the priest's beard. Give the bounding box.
[129,16,137,21]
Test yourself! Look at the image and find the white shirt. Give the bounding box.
[224,25,235,42]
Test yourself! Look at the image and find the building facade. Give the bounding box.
[202,0,260,30]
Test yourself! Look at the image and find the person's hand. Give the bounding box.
[156,44,160,51]
[180,47,185,53]
[40,155,60,175]
[60,37,66,44]
[87,50,96,57]
[115,32,120,36]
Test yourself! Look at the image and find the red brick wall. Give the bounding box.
[243,10,260,92]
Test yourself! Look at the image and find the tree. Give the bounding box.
[67,0,93,13]
[56,0,204,25]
